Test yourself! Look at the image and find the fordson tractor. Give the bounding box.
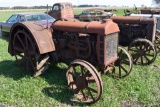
[8,18,132,103]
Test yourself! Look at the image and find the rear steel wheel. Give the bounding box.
[128,38,156,65]
[13,27,49,77]
[66,59,103,103]
[154,30,160,53]
[114,46,133,78]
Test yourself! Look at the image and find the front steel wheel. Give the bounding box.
[66,59,103,103]
[114,46,133,78]
[128,38,156,65]
[154,30,160,53]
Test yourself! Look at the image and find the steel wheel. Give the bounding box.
[114,46,133,78]
[13,27,49,77]
[154,30,160,53]
[128,38,156,65]
[66,59,103,103]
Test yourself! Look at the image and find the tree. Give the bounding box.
[153,0,160,6]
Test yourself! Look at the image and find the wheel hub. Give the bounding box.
[138,49,145,55]
[76,76,88,90]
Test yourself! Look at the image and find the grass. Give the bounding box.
[0,9,160,107]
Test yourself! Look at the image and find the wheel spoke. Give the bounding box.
[68,71,77,79]
[16,34,25,48]
[80,65,84,76]
[84,70,92,78]
[120,65,128,74]
[129,48,138,52]
[121,60,129,65]
[87,86,98,93]
[141,56,143,65]
[145,53,154,57]
[87,87,95,101]
[72,66,79,78]
[14,46,24,53]
[144,55,151,62]
[87,76,95,83]
[80,89,87,100]
[134,55,140,63]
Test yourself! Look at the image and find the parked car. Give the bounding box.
[0,13,55,36]
[74,8,116,22]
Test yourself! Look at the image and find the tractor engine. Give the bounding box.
[51,30,96,64]
[118,24,147,44]
[50,20,119,68]
[110,16,157,45]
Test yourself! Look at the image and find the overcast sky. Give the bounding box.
[0,0,154,7]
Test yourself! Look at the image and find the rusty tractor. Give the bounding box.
[129,13,160,53]
[47,2,158,65]
[8,19,133,103]
[110,16,157,65]
[140,8,160,14]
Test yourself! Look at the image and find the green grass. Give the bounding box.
[0,9,160,107]
[0,8,126,21]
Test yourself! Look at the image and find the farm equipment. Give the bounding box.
[110,16,157,65]
[48,2,158,65]
[130,14,160,53]
[47,2,78,22]
[8,19,133,103]
[140,8,160,14]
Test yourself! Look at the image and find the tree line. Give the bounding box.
[0,5,109,10]
[0,6,53,10]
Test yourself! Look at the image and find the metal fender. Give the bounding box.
[8,21,55,55]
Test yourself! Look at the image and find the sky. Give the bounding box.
[0,0,154,7]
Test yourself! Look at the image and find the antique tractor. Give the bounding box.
[110,16,157,65]
[140,8,160,14]
[129,14,160,53]
[47,2,158,65]
[8,19,133,103]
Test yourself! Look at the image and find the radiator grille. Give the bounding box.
[105,33,118,62]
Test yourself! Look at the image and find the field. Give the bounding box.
[0,9,160,107]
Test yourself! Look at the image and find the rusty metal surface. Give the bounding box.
[8,14,133,103]
[110,16,157,24]
[66,59,103,103]
[110,16,157,43]
[141,8,160,14]
[52,19,119,34]
[10,24,50,77]
[110,16,157,65]
[48,2,74,19]
[128,38,156,65]
[8,22,55,55]
[96,33,119,66]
